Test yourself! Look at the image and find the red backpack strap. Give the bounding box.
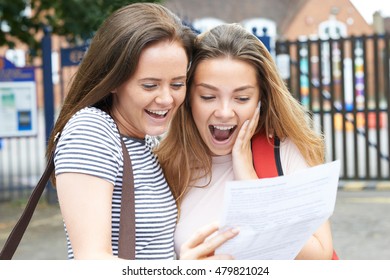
[251,133,283,178]
[331,250,339,260]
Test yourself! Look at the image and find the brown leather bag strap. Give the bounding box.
[118,137,136,259]
[0,145,55,260]
[0,136,136,260]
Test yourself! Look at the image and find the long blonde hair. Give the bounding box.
[46,3,195,185]
[155,23,324,207]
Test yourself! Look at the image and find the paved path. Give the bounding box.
[331,190,390,260]
[0,201,67,259]
[1,190,389,260]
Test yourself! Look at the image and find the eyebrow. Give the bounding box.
[195,83,256,92]
[139,76,187,82]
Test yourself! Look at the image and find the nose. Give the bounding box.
[155,86,174,105]
[214,102,235,119]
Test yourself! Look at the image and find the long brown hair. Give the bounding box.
[155,23,324,207]
[47,3,195,184]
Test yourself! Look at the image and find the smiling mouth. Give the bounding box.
[209,125,237,141]
[145,109,169,119]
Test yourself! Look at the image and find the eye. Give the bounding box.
[235,96,250,102]
[200,95,215,100]
[171,82,185,90]
[142,83,157,90]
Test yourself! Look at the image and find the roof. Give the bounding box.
[163,0,308,33]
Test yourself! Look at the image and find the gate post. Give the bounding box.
[41,26,56,203]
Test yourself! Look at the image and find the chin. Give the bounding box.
[210,148,232,156]
[146,128,166,137]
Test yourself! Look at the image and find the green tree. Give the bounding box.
[0,0,161,55]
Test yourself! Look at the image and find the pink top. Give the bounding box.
[174,138,309,257]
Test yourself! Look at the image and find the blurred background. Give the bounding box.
[0,0,389,260]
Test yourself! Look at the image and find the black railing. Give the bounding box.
[276,34,390,180]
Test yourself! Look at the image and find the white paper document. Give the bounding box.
[215,160,340,260]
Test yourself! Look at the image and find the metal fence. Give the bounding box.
[275,33,389,181]
[1,33,389,201]
[0,112,47,201]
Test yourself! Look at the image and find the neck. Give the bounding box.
[110,108,145,139]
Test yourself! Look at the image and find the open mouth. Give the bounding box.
[145,109,169,119]
[209,125,237,142]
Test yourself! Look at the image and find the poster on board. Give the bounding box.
[0,57,37,137]
[0,82,37,137]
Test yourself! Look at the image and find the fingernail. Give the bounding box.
[231,227,240,234]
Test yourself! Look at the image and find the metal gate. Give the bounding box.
[1,32,389,202]
[275,33,390,181]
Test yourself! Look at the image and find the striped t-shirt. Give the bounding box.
[54,107,177,259]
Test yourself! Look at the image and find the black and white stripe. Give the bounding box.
[54,107,177,259]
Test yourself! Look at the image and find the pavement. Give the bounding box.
[330,189,390,260]
[1,189,390,260]
[0,200,67,260]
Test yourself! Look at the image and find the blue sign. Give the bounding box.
[60,45,88,67]
[0,57,35,82]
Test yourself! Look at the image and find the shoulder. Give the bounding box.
[55,107,123,182]
[65,107,117,134]
[57,107,122,157]
[62,107,119,143]
[279,137,309,174]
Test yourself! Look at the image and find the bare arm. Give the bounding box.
[56,173,118,259]
[295,220,334,260]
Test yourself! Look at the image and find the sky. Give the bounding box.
[350,0,390,23]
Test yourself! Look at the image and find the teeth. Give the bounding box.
[147,109,168,116]
[213,125,235,130]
